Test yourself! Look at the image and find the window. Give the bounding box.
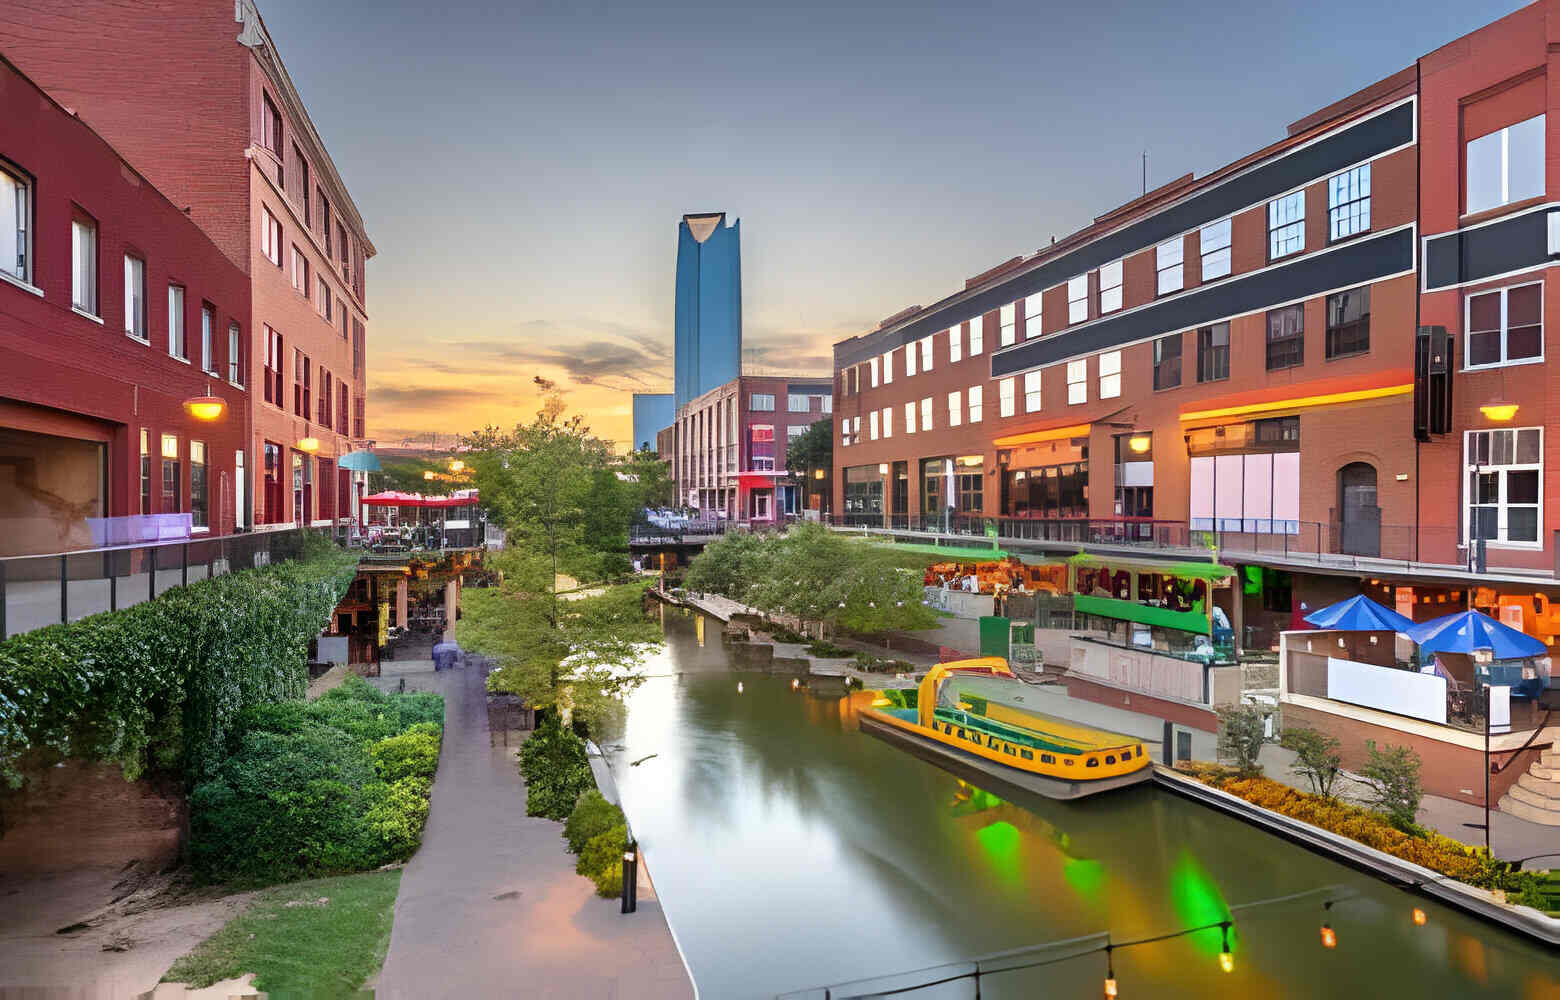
[787,393,811,412]
[1200,217,1231,280]
[294,145,310,225]
[1466,427,1541,545]
[905,341,917,377]
[968,385,983,423]
[948,390,962,427]
[338,382,349,434]
[1190,452,1300,533]
[919,336,934,372]
[787,424,805,441]
[1024,295,1042,339]
[949,325,962,364]
[1153,334,1181,390]
[1098,351,1121,399]
[263,327,283,405]
[291,246,309,296]
[750,393,775,411]
[999,377,1015,417]
[293,348,311,418]
[1067,275,1088,324]
[72,217,97,314]
[262,92,283,158]
[200,304,215,373]
[319,279,332,322]
[338,223,350,282]
[260,206,282,266]
[1098,261,1123,314]
[1268,191,1305,259]
[869,357,879,388]
[970,315,986,355]
[228,322,244,386]
[319,367,331,425]
[1067,360,1087,405]
[882,406,893,437]
[821,395,832,414]
[920,396,933,432]
[882,351,894,384]
[161,433,180,512]
[190,441,208,529]
[353,396,364,438]
[905,400,917,434]
[1466,282,1542,368]
[1325,287,1370,359]
[139,428,151,514]
[124,255,147,340]
[869,409,879,440]
[998,305,1016,348]
[1466,115,1545,215]
[165,284,184,355]
[1197,323,1230,382]
[0,161,30,284]
[840,419,852,447]
[1328,164,1370,240]
[1266,304,1304,370]
[1024,371,1042,412]
[1156,238,1184,294]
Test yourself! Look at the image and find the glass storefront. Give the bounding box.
[843,464,883,523]
[922,456,984,515]
[1003,461,1088,518]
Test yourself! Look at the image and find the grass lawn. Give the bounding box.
[162,871,401,997]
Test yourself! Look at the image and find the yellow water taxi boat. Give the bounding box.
[860,658,1152,798]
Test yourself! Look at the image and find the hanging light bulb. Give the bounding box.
[737,681,744,694]
[791,678,800,690]
[1320,923,1336,949]
[1218,923,1234,973]
[1103,945,1118,998]
[1411,907,1427,927]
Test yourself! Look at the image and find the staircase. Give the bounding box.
[1499,748,1560,826]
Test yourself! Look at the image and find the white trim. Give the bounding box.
[995,223,1417,377]
[125,333,151,346]
[0,269,43,297]
[1462,425,1543,550]
[854,96,1418,355]
[72,306,103,325]
[1461,278,1544,371]
[228,380,247,392]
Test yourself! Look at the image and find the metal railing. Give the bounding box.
[0,527,322,641]
[628,516,731,546]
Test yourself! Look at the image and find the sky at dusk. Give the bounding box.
[257,0,1522,449]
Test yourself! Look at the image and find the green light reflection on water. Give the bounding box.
[974,820,1023,888]
[1170,851,1235,957]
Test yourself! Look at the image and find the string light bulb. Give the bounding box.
[1218,923,1234,973]
[1411,907,1427,927]
[1320,923,1336,949]
[1103,945,1118,998]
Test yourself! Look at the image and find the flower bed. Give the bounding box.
[1179,763,1555,913]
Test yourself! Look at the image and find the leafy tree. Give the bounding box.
[517,715,595,819]
[1279,726,1342,798]
[620,447,676,509]
[786,418,833,483]
[1361,740,1423,832]
[372,456,444,494]
[682,531,770,599]
[1215,704,1266,776]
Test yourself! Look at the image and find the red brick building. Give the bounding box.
[673,375,832,522]
[0,0,375,532]
[0,54,249,553]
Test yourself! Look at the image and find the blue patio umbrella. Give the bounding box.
[1302,594,1417,633]
[1408,610,1547,659]
[337,449,382,472]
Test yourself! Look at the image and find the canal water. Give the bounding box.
[610,608,1559,999]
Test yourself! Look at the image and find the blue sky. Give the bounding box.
[255,0,1524,446]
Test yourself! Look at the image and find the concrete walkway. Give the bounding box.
[373,658,694,1000]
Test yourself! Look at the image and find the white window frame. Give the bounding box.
[166,284,184,354]
[0,161,31,286]
[1328,163,1371,241]
[201,304,216,373]
[905,341,917,377]
[968,385,983,424]
[1465,115,1546,215]
[1099,260,1123,314]
[1268,191,1305,260]
[1464,426,1543,548]
[822,395,833,414]
[1098,350,1121,399]
[1200,217,1232,281]
[1463,280,1544,370]
[905,400,917,434]
[882,351,894,384]
[920,396,933,432]
[970,315,986,355]
[949,325,962,364]
[228,322,244,387]
[869,356,880,388]
[1067,275,1088,324]
[869,409,879,440]
[1156,238,1183,294]
[124,254,147,341]
[750,393,775,411]
[72,218,98,316]
[947,390,962,427]
[260,206,282,267]
[787,393,810,412]
[997,304,1015,348]
[1024,294,1043,339]
[882,406,893,438]
[1023,372,1042,413]
[1066,359,1087,405]
[999,377,1015,418]
[919,336,934,372]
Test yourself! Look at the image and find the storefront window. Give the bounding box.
[1003,462,1089,518]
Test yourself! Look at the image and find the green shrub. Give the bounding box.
[361,777,433,860]
[1215,704,1266,776]
[369,727,442,783]
[0,543,357,787]
[564,790,625,854]
[1361,740,1423,832]
[519,716,595,820]
[1279,726,1342,798]
[589,859,624,898]
[807,640,853,658]
[576,824,627,877]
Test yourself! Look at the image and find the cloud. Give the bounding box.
[367,383,509,409]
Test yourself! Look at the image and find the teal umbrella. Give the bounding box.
[338,450,382,472]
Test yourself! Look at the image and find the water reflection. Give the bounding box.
[611,610,1559,999]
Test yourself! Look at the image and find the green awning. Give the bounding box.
[1073,594,1211,634]
[860,540,1010,561]
[1065,552,1234,583]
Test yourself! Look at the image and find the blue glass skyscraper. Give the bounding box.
[674,212,742,409]
[631,392,674,452]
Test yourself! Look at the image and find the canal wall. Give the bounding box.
[0,757,185,873]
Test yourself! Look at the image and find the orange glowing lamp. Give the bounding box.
[1128,434,1151,454]
[1479,402,1519,422]
[182,395,226,421]
[1411,907,1427,927]
[1320,923,1337,949]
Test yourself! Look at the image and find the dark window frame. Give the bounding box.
[1265,304,1305,371]
[1325,286,1371,360]
[1197,322,1230,383]
[1153,333,1182,390]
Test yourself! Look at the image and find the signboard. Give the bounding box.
[1394,586,1414,621]
[1326,656,1446,724]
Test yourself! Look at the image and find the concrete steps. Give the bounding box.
[1497,748,1560,826]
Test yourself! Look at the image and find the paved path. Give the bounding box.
[374,659,695,1000]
